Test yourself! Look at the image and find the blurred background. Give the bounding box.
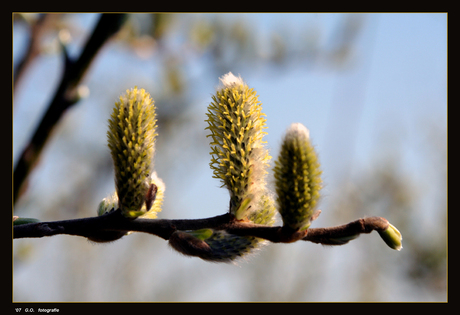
[13,13,447,302]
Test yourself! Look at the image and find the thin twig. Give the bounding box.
[12,211,232,240]
[13,210,390,247]
[304,217,390,245]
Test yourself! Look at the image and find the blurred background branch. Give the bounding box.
[13,14,48,89]
[13,13,127,204]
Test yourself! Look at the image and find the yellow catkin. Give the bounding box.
[205,72,271,220]
[185,72,278,262]
[105,87,162,219]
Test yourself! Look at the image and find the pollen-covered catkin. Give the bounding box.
[206,72,271,220]
[185,72,277,262]
[106,87,160,218]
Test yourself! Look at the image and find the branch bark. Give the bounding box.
[303,216,390,245]
[13,210,389,247]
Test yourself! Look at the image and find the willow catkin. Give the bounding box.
[274,123,322,231]
[205,72,271,220]
[169,73,277,262]
[105,87,163,219]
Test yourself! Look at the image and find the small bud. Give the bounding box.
[274,123,322,231]
[138,172,165,219]
[92,193,128,242]
[97,192,118,216]
[378,223,403,251]
[187,229,214,240]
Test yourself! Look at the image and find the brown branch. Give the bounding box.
[13,210,390,248]
[12,210,233,241]
[13,13,128,204]
[304,216,390,245]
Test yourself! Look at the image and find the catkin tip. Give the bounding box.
[286,122,310,140]
[218,72,245,89]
